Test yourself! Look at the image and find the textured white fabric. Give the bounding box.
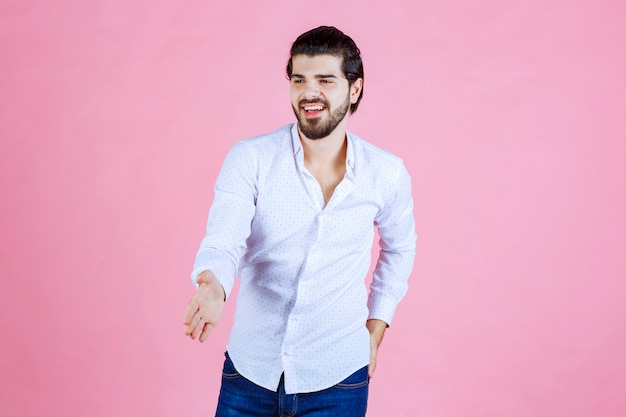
[191,123,416,394]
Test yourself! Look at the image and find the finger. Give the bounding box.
[368,359,376,378]
[183,311,202,336]
[190,317,206,340]
[182,297,200,324]
[199,323,215,343]
[192,308,205,328]
[368,360,376,378]
[368,346,378,378]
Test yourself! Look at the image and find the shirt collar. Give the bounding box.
[290,123,303,158]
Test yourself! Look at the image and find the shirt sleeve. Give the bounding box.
[368,161,417,325]
[190,141,258,300]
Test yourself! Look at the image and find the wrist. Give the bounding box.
[197,270,226,301]
[366,319,387,344]
[366,318,388,332]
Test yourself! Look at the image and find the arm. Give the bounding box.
[183,142,258,341]
[367,162,417,375]
[190,141,258,299]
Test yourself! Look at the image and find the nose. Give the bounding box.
[302,82,321,99]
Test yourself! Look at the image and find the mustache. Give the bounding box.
[298,99,329,107]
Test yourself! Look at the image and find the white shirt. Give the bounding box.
[191,123,416,394]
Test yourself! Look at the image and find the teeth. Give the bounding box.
[304,105,323,111]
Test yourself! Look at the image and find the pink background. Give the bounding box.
[1,1,625,416]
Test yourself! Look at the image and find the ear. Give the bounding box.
[350,78,363,104]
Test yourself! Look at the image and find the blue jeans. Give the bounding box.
[215,353,369,417]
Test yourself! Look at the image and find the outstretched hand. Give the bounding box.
[182,270,225,342]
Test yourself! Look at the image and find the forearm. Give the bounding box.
[367,245,415,324]
[190,141,258,298]
[369,162,417,324]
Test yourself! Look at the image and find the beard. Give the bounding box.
[292,94,351,140]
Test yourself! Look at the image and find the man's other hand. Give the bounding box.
[366,318,388,378]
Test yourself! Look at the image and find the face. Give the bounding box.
[289,54,362,140]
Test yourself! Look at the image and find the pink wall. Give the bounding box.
[1,1,625,416]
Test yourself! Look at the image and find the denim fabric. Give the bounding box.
[215,353,369,417]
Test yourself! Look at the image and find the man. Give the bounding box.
[183,26,416,416]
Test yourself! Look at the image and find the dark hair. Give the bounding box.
[286,26,364,113]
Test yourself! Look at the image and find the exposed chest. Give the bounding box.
[304,159,346,205]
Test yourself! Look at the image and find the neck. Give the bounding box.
[298,119,348,168]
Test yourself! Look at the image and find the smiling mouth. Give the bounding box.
[303,104,324,112]
[301,103,326,117]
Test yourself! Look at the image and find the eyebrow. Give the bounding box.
[291,73,338,79]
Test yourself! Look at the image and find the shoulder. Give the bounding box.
[231,124,294,155]
[221,124,294,176]
[348,132,407,176]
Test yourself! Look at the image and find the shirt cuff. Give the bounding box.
[367,294,400,326]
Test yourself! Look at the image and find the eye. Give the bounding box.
[320,79,332,84]
[291,78,304,84]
